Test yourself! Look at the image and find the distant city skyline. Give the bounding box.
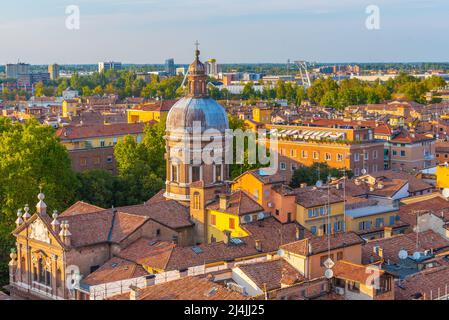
[1,0,449,65]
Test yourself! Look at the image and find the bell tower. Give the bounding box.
[164,44,230,205]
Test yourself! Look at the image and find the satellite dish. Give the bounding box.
[442,188,449,199]
[324,268,333,279]
[413,252,421,260]
[315,180,323,188]
[277,249,285,257]
[257,212,265,220]
[361,168,367,175]
[398,250,408,260]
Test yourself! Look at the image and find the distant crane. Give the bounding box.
[294,60,312,88]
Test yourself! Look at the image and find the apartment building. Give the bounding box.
[55,122,145,173]
[260,123,384,182]
[386,129,435,172]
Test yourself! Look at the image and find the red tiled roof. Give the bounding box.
[132,99,177,112]
[280,232,364,256]
[207,190,264,216]
[82,257,148,286]
[108,275,248,300]
[333,260,385,284]
[55,122,145,140]
[398,196,449,228]
[362,230,449,265]
[237,258,305,291]
[60,201,104,217]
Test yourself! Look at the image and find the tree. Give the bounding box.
[0,119,79,286]
[113,121,166,205]
[290,163,352,188]
[76,170,116,208]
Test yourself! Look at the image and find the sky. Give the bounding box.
[0,0,448,64]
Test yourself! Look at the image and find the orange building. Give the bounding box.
[260,124,384,182]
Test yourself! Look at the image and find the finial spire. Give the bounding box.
[194,40,200,59]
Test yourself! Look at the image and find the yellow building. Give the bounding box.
[436,163,449,189]
[294,187,346,235]
[252,106,271,124]
[127,100,177,123]
[62,99,81,118]
[205,191,265,244]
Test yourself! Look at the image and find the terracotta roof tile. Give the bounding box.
[207,190,264,216]
[280,232,364,256]
[333,260,384,284]
[55,122,145,140]
[82,257,148,286]
[59,201,104,217]
[108,275,248,300]
[237,258,305,291]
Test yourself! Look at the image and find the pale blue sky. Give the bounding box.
[0,0,448,64]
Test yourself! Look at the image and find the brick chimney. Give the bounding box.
[384,226,393,238]
[223,230,231,245]
[255,239,262,252]
[219,194,229,211]
[129,285,140,300]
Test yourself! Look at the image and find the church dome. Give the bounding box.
[166,96,229,133]
[166,44,228,134]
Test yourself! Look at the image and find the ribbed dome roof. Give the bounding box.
[166,97,229,133]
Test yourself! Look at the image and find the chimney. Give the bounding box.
[219,194,229,211]
[171,235,178,245]
[129,285,140,300]
[51,210,60,233]
[36,192,47,216]
[59,221,72,246]
[223,230,231,245]
[255,239,262,252]
[295,226,304,240]
[384,226,393,238]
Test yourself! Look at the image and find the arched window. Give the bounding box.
[38,258,45,284]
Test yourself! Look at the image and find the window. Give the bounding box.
[400,150,406,157]
[215,164,222,181]
[275,209,280,216]
[359,221,372,231]
[291,149,296,157]
[311,226,317,235]
[320,254,334,267]
[80,158,87,166]
[354,153,360,162]
[364,151,369,160]
[392,150,397,156]
[280,162,287,170]
[302,150,308,158]
[100,140,105,147]
[156,229,161,236]
[337,251,343,261]
[354,167,360,176]
[193,192,200,210]
[389,215,396,225]
[375,218,384,228]
[325,153,331,161]
[308,209,315,218]
[313,151,319,160]
[171,164,179,182]
[93,157,100,165]
[192,166,201,182]
[347,281,360,293]
[113,137,118,145]
[291,163,297,171]
[337,153,343,162]
[229,218,235,229]
[210,215,216,226]
[334,221,343,232]
[373,150,378,159]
